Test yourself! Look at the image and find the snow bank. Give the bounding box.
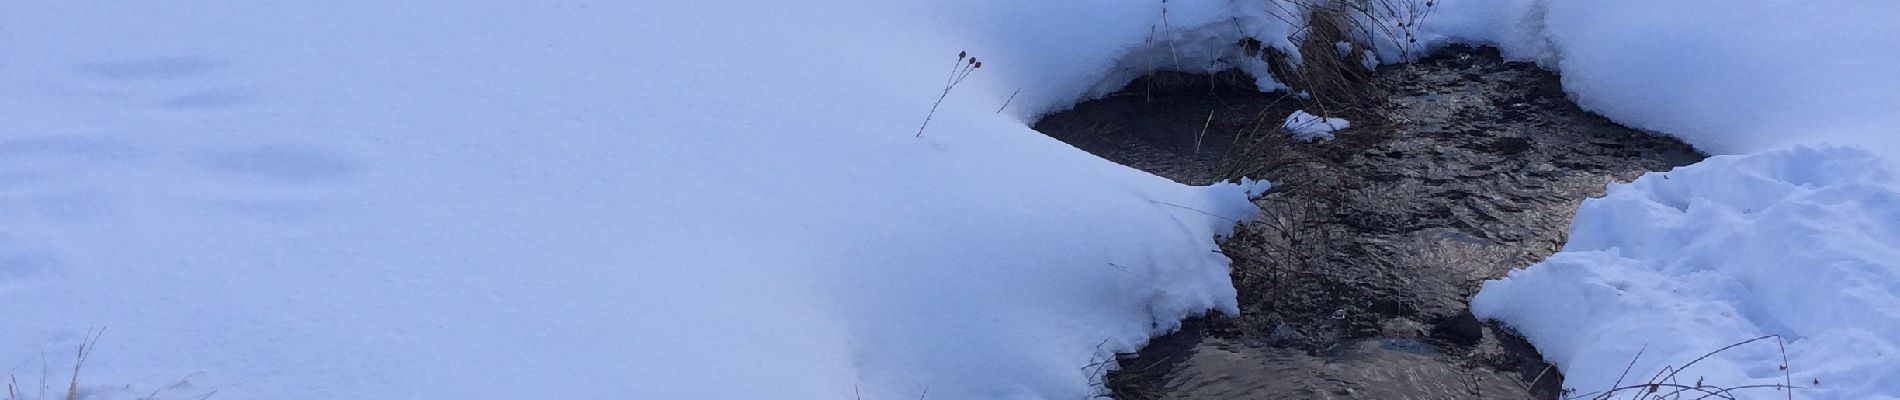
[0,1,1295,399]
[1410,2,1900,397]
[1423,0,1900,157]
[1282,110,1349,142]
[1472,146,1900,399]
[1046,0,1307,101]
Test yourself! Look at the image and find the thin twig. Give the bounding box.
[1604,344,1648,399]
[1194,109,1215,155]
[1104,263,1139,277]
[1777,336,1792,400]
[1655,336,1777,387]
[996,88,1021,114]
[1523,363,1554,399]
[1148,200,1241,223]
[1564,335,1800,400]
[1160,0,1180,69]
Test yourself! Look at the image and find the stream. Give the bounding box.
[1034,46,1705,399]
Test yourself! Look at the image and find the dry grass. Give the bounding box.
[1563,335,1799,400]
[5,329,216,400]
[1287,6,1382,115]
[1216,0,1424,183]
[5,329,100,400]
[1087,338,1181,400]
[1242,0,1435,118]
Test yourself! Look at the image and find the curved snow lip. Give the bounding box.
[1473,145,1900,399]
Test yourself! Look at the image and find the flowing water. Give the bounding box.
[1034,46,1704,399]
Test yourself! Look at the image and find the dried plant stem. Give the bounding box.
[1568,335,1800,400]
[997,88,1022,114]
[1194,109,1215,155]
[917,52,982,137]
[1161,1,1180,68]
[66,328,103,400]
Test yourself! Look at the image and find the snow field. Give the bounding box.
[0,1,1301,398]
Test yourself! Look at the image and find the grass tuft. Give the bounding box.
[1564,335,1799,400]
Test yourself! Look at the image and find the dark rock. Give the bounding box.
[1433,310,1485,345]
[1269,322,1308,346]
[1380,318,1427,338]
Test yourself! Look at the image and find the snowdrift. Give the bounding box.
[1427,1,1900,397]
[1473,147,1900,399]
[0,1,1301,399]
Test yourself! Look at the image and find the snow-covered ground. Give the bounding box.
[5,0,1896,398]
[1423,1,1900,398]
[0,1,1298,399]
[1474,147,1900,399]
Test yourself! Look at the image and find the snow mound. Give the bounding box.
[1282,110,1350,142]
[1473,146,1900,399]
[1417,1,1900,398]
[0,1,1305,399]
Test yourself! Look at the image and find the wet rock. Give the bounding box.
[1381,318,1428,338]
[1269,322,1309,346]
[1433,311,1484,346]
